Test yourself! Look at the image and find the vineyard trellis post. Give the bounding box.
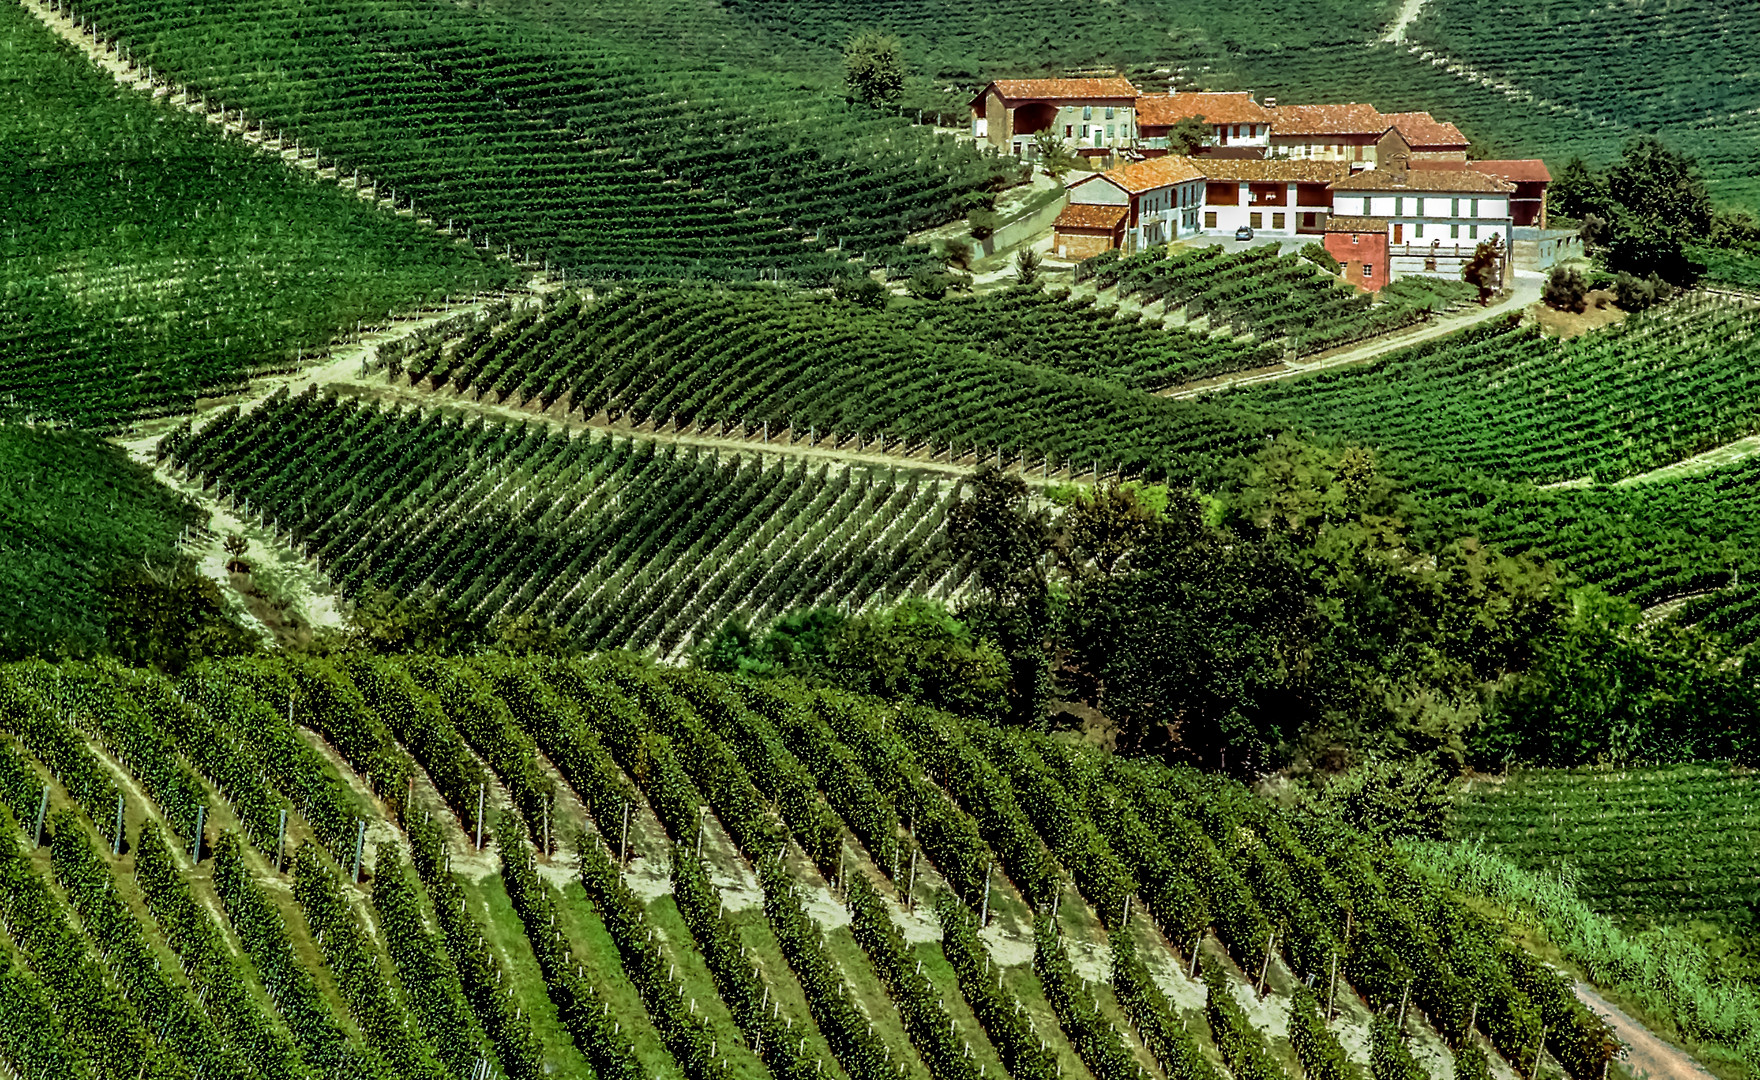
[695,807,706,861]
[1530,1023,1546,1080]
[112,793,125,855]
[1256,929,1276,995]
[544,794,552,858]
[191,804,205,861]
[1466,999,1477,1036]
[1326,951,1339,1019]
[1396,978,1411,1027]
[475,783,486,851]
[1189,932,1201,977]
[351,818,367,883]
[904,843,918,911]
[619,800,632,868]
[31,784,49,847]
[979,861,993,927]
[275,806,288,872]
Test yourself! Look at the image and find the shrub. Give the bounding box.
[1542,266,1588,313]
[968,208,1001,241]
[1301,242,1341,274]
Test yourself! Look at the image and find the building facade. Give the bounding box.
[971,78,1140,158]
[1052,203,1130,258]
[1066,156,1207,250]
[1195,160,1348,237]
[1134,92,1273,155]
[1323,216,1391,291]
[1329,164,1515,283]
[1267,104,1390,165]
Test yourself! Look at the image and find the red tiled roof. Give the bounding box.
[982,78,1140,103]
[1193,159,1351,183]
[1469,159,1552,183]
[1384,111,1468,149]
[1330,167,1515,193]
[1094,155,1207,194]
[1271,103,1388,137]
[1054,203,1129,230]
[1325,215,1390,233]
[1136,92,1272,127]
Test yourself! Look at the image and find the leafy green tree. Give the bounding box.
[1301,755,1452,840]
[832,273,888,309]
[1542,265,1588,313]
[941,238,974,269]
[1461,239,1502,304]
[947,467,1054,724]
[1015,246,1042,285]
[843,32,904,110]
[1032,129,1080,184]
[1548,156,1608,221]
[1166,114,1208,155]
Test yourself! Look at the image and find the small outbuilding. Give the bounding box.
[1323,215,1391,292]
[1052,203,1130,259]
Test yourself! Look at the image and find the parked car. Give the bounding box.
[1235,226,1254,241]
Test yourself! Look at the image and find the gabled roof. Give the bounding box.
[1384,111,1468,149]
[1330,167,1514,193]
[1054,203,1130,230]
[1270,103,1388,137]
[1136,92,1273,127]
[1466,159,1552,184]
[1325,215,1390,233]
[1194,159,1351,183]
[1097,155,1208,193]
[978,78,1140,104]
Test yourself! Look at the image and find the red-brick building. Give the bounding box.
[1323,216,1391,291]
[1052,202,1130,258]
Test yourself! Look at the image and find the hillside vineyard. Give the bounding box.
[0,657,1616,1080]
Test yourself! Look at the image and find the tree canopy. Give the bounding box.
[843,31,904,110]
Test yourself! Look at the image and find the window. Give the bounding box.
[1083,106,1093,120]
[1093,128,1104,148]
[1272,213,1286,230]
[1363,198,1373,216]
[1105,106,1115,119]
[1106,124,1115,139]
[1205,211,1217,228]
[1351,234,1360,245]
[1363,264,1373,280]
[1471,198,1480,217]
[1470,224,1479,239]
[1414,222,1424,238]
[1451,198,1461,216]
[1066,125,1073,138]
[1395,197,1404,216]
[1450,223,1460,239]
[1082,125,1089,138]
[1416,197,1425,216]
[1250,212,1263,228]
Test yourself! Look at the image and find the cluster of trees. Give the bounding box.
[1551,135,1752,284]
[743,441,1760,778]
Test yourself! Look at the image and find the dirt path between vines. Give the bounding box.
[1574,983,1719,1080]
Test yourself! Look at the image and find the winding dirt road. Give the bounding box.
[1574,983,1719,1080]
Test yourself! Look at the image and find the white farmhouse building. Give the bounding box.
[1328,163,1516,282]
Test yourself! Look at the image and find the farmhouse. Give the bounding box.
[1267,103,1390,165]
[970,78,1140,158]
[1060,156,1207,255]
[1384,112,1470,161]
[1327,162,1515,287]
[1195,159,1349,237]
[1135,92,1274,155]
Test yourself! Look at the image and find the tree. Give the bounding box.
[941,237,974,270]
[1461,239,1502,304]
[101,557,259,674]
[832,273,888,309]
[1542,265,1588,313]
[1612,271,1674,312]
[947,467,1054,724]
[967,208,1001,241]
[1032,129,1080,184]
[1548,156,1608,221]
[1015,245,1042,286]
[1165,114,1208,155]
[843,32,904,110]
[906,267,949,301]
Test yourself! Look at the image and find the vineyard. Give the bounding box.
[1076,245,1475,358]
[0,651,1620,1080]
[60,0,1018,283]
[0,428,202,660]
[0,0,507,432]
[1229,297,1760,486]
[371,285,1273,478]
[158,389,969,655]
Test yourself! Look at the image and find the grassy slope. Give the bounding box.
[0,0,508,432]
[0,426,200,660]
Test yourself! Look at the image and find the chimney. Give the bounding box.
[1264,96,1277,108]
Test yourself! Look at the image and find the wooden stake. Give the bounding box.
[905,845,918,911]
[112,793,125,855]
[475,783,486,852]
[275,807,288,872]
[351,819,367,883]
[1326,951,1340,1020]
[979,862,993,927]
[1531,1024,1546,1080]
[1397,979,1411,1028]
[31,785,49,848]
[619,801,632,867]
[1256,930,1276,995]
[192,805,206,861]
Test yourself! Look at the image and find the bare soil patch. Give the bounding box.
[1534,290,1627,338]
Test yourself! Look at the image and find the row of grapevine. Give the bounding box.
[346,656,490,834]
[497,835,645,1080]
[368,845,496,1078]
[936,896,1059,1080]
[0,941,85,1080]
[843,873,979,1080]
[1284,987,1358,1080]
[1031,918,1142,1080]
[0,805,182,1080]
[51,667,208,843]
[1109,934,1220,1080]
[1200,959,1293,1080]
[210,833,380,1078]
[47,812,245,1080]
[163,390,965,652]
[131,822,316,1080]
[0,669,121,825]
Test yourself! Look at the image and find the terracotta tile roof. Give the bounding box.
[1094,155,1207,194]
[1193,159,1351,183]
[1384,111,1468,148]
[1325,215,1390,233]
[1330,167,1515,193]
[1054,203,1129,230]
[1270,103,1388,137]
[983,78,1140,103]
[1136,92,1272,127]
[1467,159,1552,184]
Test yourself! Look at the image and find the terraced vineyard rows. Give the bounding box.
[160,389,968,653]
[1454,765,1760,924]
[62,0,1016,281]
[0,653,1616,1080]
[1232,298,1760,485]
[378,284,1271,477]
